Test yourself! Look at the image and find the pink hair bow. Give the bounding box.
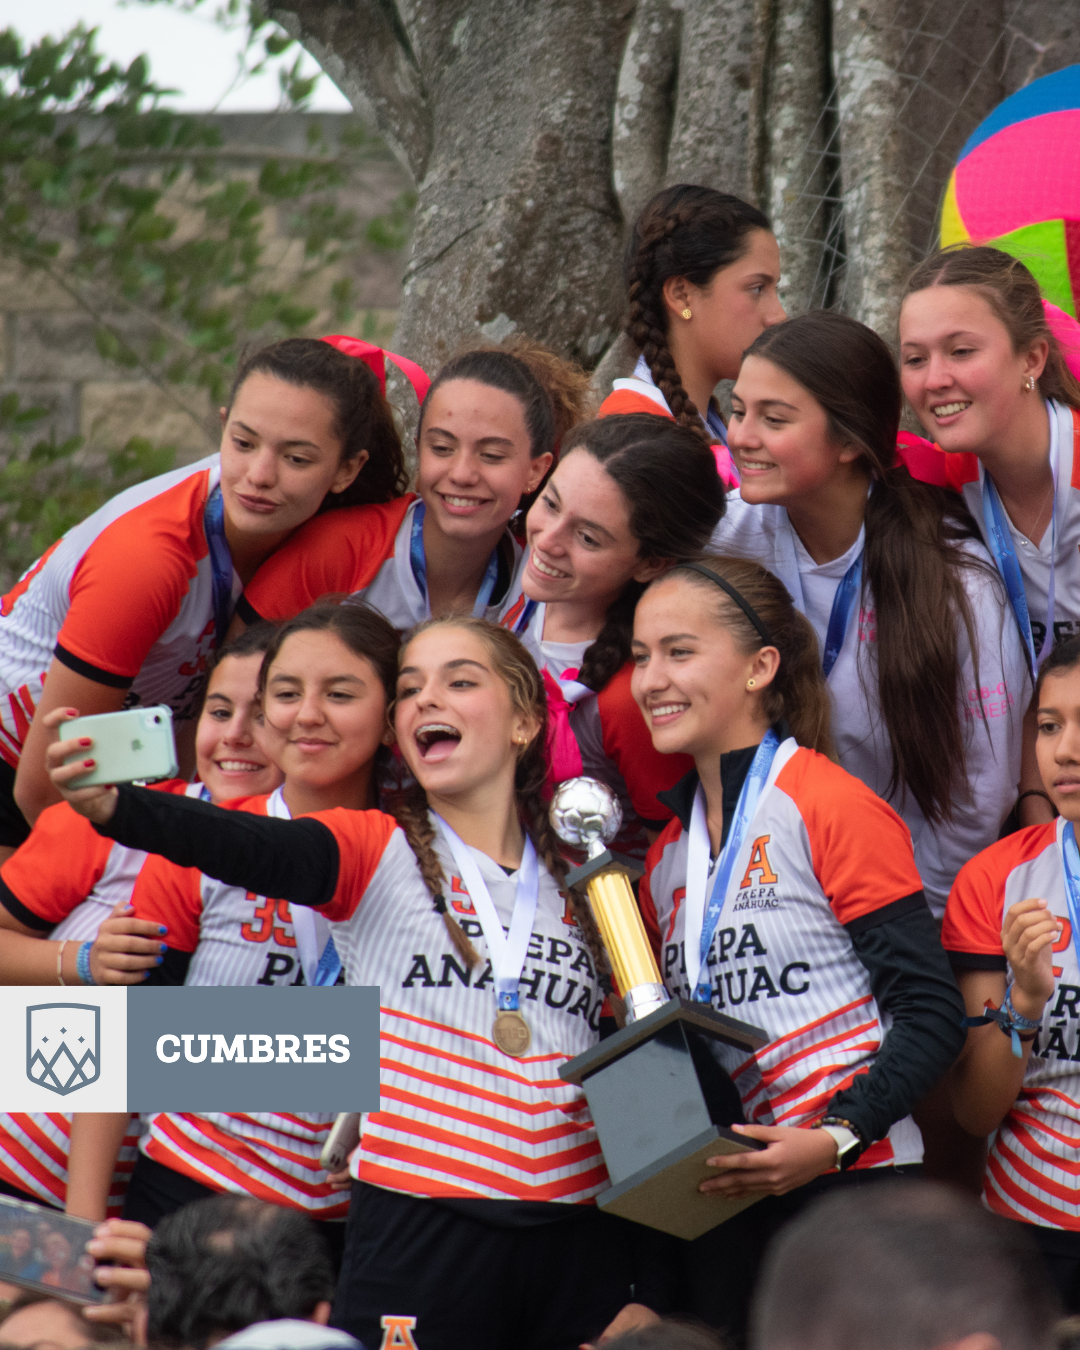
[320,334,431,403]
[541,667,590,791]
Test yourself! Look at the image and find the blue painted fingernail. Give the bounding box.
[158,926,167,935]
[160,943,168,952]
[156,955,164,964]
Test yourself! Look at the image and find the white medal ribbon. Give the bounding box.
[434,814,539,1011]
[266,787,331,985]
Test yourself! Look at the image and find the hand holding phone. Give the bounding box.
[60,707,178,787]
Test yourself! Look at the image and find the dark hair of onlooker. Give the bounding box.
[624,184,772,447]
[145,1196,334,1350]
[559,414,726,692]
[229,338,408,511]
[744,309,993,825]
[751,1181,1060,1350]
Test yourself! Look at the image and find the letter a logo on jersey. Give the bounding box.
[379,1316,418,1350]
[26,1004,100,1095]
[739,835,778,890]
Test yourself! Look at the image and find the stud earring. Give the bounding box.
[746,678,756,690]
[1024,375,1037,392]
[681,308,692,320]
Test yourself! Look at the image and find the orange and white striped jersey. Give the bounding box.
[639,740,926,1168]
[0,781,189,938]
[239,495,519,631]
[129,788,345,1217]
[306,807,607,1204]
[942,821,1080,1230]
[0,1114,140,1216]
[0,456,236,766]
[0,780,193,1215]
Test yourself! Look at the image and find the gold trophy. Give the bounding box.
[551,777,769,1240]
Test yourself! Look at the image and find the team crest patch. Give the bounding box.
[26,1004,101,1095]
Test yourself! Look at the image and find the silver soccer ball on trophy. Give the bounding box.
[549,777,622,858]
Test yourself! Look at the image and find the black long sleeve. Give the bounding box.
[826,896,966,1148]
[95,785,341,909]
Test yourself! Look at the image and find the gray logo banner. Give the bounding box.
[126,986,380,1112]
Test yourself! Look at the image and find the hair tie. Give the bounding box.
[675,562,775,647]
[320,334,431,403]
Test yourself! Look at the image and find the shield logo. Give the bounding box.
[26,1004,101,1096]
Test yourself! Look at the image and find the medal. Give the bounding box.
[492,1010,532,1057]
[435,814,540,1058]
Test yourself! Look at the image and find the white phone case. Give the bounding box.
[62,706,179,786]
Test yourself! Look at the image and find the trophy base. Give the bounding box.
[597,1124,763,1240]
[561,998,770,1240]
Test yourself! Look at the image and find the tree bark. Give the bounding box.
[275,0,633,380]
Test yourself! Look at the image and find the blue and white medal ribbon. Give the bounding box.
[203,484,236,647]
[410,501,500,617]
[822,553,863,679]
[684,729,781,1003]
[981,400,1061,677]
[435,813,539,1055]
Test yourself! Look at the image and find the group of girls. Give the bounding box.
[0,175,1077,1347]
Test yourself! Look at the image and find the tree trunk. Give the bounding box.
[275,0,632,382]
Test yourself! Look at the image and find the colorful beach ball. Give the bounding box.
[941,64,1080,317]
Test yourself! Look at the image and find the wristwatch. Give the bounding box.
[815,1116,864,1169]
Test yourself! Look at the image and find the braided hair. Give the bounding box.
[387,616,610,981]
[625,184,772,446]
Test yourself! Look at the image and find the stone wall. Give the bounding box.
[2,112,411,467]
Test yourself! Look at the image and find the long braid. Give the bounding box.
[387,783,482,969]
[626,208,712,450]
[623,184,773,449]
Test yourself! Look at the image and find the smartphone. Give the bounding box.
[0,1194,106,1305]
[62,706,179,787]
[320,1112,361,1173]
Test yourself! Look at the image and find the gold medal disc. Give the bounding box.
[492,1010,532,1057]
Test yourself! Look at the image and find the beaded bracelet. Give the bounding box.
[76,940,97,987]
[963,984,1041,1058]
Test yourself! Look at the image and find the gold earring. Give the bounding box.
[1024,375,1037,392]
[746,678,756,690]
[681,308,692,320]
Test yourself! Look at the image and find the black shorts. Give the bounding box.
[0,757,31,850]
[331,1183,639,1350]
[122,1152,346,1273]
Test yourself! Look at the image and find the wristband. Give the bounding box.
[963,984,1042,1057]
[76,940,97,987]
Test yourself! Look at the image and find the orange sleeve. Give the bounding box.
[129,853,203,953]
[0,803,114,928]
[597,663,692,824]
[56,476,207,684]
[313,808,401,922]
[941,825,1056,957]
[241,495,415,622]
[777,750,924,927]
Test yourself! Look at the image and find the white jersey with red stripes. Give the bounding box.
[943,820,1080,1230]
[639,740,926,1168]
[307,806,607,1203]
[0,455,237,766]
[129,787,344,1217]
[0,1115,141,1215]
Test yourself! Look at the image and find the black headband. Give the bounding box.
[675,562,775,648]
